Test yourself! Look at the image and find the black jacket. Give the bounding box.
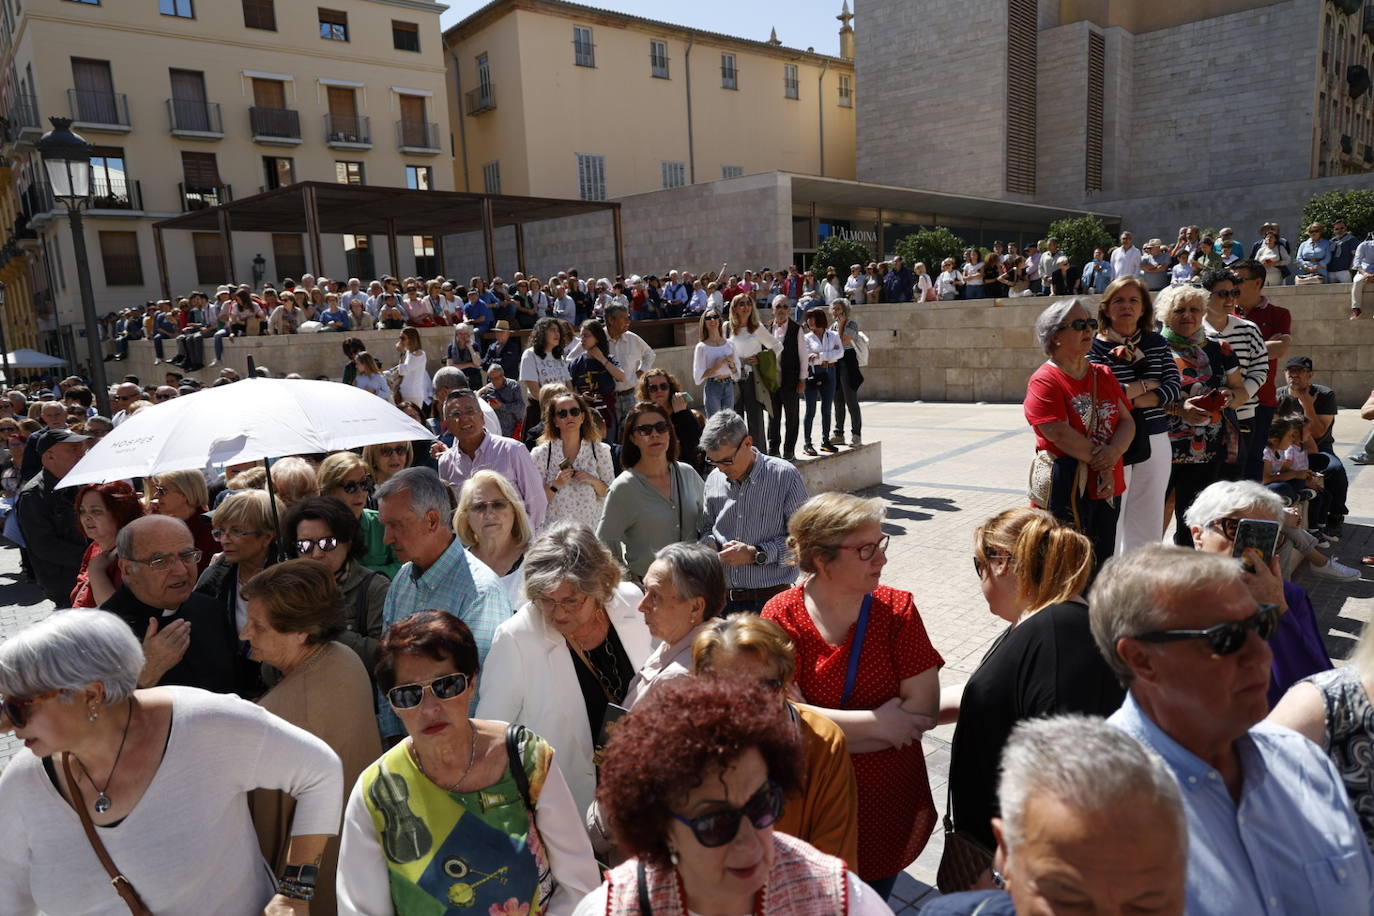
[101,586,237,693]
[193,557,271,698]
[16,469,84,605]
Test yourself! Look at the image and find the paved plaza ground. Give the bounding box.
[3,399,1372,911]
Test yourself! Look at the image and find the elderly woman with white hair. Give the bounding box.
[1024,297,1135,570]
[0,610,342,915]
[476,520,652,821]
[921,715,1187,915]
[622,542,726,707]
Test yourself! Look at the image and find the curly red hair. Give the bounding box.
[596,677,802,865]
[73,481,145,538]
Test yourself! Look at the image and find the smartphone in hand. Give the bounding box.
[1231,518,1281,572]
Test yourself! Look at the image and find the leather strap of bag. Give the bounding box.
[60,754,153,916]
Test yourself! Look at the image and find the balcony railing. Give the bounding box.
[25,178,143,214]
[397,119,440,152]
[68,89,130,127]
[250,106,302,142]
[6,92,40,141]
[179,182,232,211]
[464,84,495,115]
[325,113,371,147]
[167,98,223,136]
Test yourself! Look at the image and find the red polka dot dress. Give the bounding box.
[763,583,944,881]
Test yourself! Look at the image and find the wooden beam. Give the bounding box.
[153,226,171,300]
[481,197,497,279]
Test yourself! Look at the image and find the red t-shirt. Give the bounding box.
[1023,361,1130,496]
[1236,297,1290,407]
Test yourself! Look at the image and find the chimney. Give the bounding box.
[837,0,854,61]
[767,27,782,46]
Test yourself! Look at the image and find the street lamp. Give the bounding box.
[37,116,109,416]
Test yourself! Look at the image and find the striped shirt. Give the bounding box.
[377,535,512,738]
[1088,331,1182,436]
[699,450,809,589]
[1204,313,1268,419]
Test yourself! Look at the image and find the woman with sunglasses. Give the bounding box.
[363,440,412,490]
[531,388,614,528]
[635,369,704,475]
[318,451,399,579]
[340,611,600,914]
[802,306,843,457]
[239,559,380,915]
[597,401,706,581]
[455,470,533,609]
[281,496,390,675]
[693,308,739,418]
[0,611,343,916]
[762,492,941,902]
[575,677,891,916]
[1025,297,1135,571]
[70,481,145,608]
[724,294,781,445]
[939,508,1122,891]
[478,521,652,823]
[146,468,217,574]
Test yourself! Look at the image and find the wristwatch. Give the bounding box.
[753,545,768,565]
[279,864,318,901]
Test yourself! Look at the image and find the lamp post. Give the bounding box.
[37,117,109,416]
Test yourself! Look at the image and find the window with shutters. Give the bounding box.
[98,231,143,286]
[650,40,669,79]
[393,21,419,52]
[722,165,743,179]
[661,161,685,189]
[319,8,347,42]
[576,153,605,201]
[838,74,852,107]
[573,26,595,67]
[482,161,501,194]
[271,234,306,281]
[242,0,275,30]
[784,64,799,100]
[181,151,220,189]
[335,160,364,185]
[721,54,737,90]
[1005,0,1037,195]
[159,0,193,18]
[192,233,223,285]
[1085,31,1104,191]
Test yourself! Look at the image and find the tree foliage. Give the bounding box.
[1303,188,1374,240]
[811,235,873,278]
[1046,215,1116,271]
[893,227,967,275]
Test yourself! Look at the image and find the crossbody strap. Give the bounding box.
[505,722,532,811]
[636,858,654,915]
[840,594,873,708]
[60,754,153,916]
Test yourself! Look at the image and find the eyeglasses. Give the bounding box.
[128,548,202,571]
[671,780,784,848]
[1212,289,1241,299]
[834,535,890,561]
[386,672,470,710]
[704,439,746,467]
[555,406,583,419]
[632,420,671,438]
[646,382,670,393]
[1134,604,1280,657]
[973,551,1011,576]
[213,527,265,541]
[469,499,510,515]
[1206,517,1242,540]
[337,475,375,495]
[295,536,339,555]
[1054,318,1099,332]
[1,689,66,729]
[378,445,408,458]
[534,593,588,614]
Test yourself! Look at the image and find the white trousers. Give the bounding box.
[1352,274,1373,310]
[1116,431,1172,555]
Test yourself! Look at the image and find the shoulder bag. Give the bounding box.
[935,780,995,893]
[506,723,558,909]
[60,754,153,916]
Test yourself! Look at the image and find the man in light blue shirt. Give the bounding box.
[1091,546,1374,915]
[375,467,511,739]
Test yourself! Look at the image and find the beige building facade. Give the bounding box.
[443,0,856,201]
[0,0,450,363]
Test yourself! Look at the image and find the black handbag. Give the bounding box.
[1120,406,1152,465]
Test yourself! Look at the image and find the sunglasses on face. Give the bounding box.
[386,672,470,710]
[632,420,670,437]
[1206,517,1242,540]
[671,780,784,848]
[973,552,1010,577]
[1055,318,1099,332]
[1212,289,1241,299]
[1134,603,1280,657]
[338,475,375,495]
[1,689,66,729]
[555,406,583,419]
[646,382,670,393]
[469,499,510,515]
[703,315,720,322]
[295,536,339,555]
[379,445,408,458]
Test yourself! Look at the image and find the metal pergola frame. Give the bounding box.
[151,181,623,295]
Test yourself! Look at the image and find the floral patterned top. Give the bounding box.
[529,439,614,528]
[1305,666,1374,852]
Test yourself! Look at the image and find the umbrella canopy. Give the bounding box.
[60,378,433,489]
[4,348,68,369]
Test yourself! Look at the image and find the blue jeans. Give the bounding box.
[803,365,835,445]
[964,284,984,299]
[1240,405,1276,482]
[704,377,735,417]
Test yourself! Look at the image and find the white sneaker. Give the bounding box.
[1311,559,1361,581]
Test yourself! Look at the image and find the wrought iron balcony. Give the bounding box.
[396,119,440,153]
[68,89,130,129]
[167,98,224,137]
[325,113,371,148]
[464,85,496,115]
[250,106,302,143]
[179,182,232,211]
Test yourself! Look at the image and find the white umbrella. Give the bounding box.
[4,348,67,369]
[60,378,433,489]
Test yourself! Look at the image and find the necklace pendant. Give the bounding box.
[94,794,112,814]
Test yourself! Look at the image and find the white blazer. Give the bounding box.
[476,581,654,819]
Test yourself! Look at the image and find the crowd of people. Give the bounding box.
[0,237,1371,915]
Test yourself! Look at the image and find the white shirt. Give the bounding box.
[386,348,432,405]
[694,340,739,384]
[805,329,843,365]
[1110,245,1142,278]
[726,324,782,378]
[844,273,867,304]
[566,330,656,393]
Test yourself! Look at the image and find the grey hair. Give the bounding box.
[1152,283,1208,326]
[523,520,621,607]
[771,295,789,309]
[375,467,454,524]
[604,303,629,321]
[700,409,749,453]
[1089,545,1245,685]
[0,610,143,705]
[432,366,466,392]
[115,514,190,563]
[998,715,1186,856]
[1182,479,1283,531]
[653,542,727,618]
[1034,297,1092,356]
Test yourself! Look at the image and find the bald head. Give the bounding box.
[117,515,198,608]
